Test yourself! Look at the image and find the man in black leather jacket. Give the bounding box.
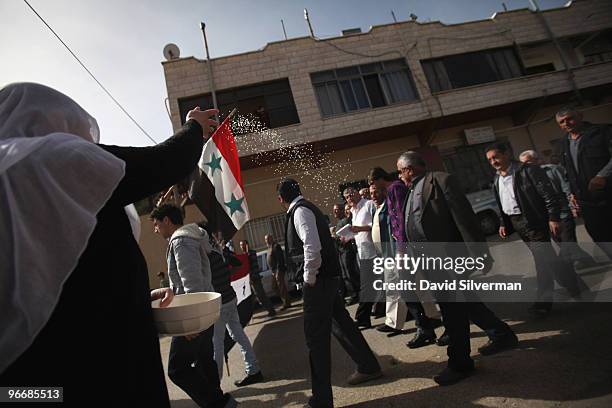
[486,142,581,316]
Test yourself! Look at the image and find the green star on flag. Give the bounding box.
[189,112,249,241]
[224,193,245,216]
[204,153,222,175]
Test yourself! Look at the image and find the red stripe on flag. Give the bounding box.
[211,117,244,189]
[230,253,251,281]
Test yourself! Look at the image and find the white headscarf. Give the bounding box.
[0,83,126,373]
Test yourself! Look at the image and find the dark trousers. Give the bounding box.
[373,301,386,316]
[581,202,612,260]
[554,217,594,264]
[250,275,275,314]
[168,327,225,408]
[510,215,580,303]
[272,268,291,307]
[437,302,473,372]
[355,301,373,325]
[339,249,361,297]
[354,257,374,326]
[436,300,514,341]
[465,301,514,342]
[303,276,381,408]
[406,302,434,331]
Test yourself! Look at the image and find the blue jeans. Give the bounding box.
[212,297,259,379]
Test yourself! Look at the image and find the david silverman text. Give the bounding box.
[373,279,522,291]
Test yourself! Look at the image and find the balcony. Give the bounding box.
[434,61,612,116]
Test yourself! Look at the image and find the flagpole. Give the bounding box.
[226,107,237,121]
[156,185,175,207]
[155,108,237,209]
[155,108,236,206]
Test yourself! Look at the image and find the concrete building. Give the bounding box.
[140,0,612,287]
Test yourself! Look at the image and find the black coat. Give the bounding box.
[247,250,261,280]
[267,243,286,273]
[493,162,560,232]
[1,120,204,406]
[559,122,612,204]
[403,171,490,259]
[211,250,239,304]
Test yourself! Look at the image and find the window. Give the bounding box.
[422,47,523,92]
[178,79,300,131]
[578,29,612,64]
[311,59,419,117]
[314,82,345,116]
[524,63,556,76]
[243,213,287,251]
[442,145,497,194]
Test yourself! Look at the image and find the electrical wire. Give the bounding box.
[316,36,404,59]
[164,97,173,121]
[22,0,158,145]
[424,29,514,58]
[395,24,445,138]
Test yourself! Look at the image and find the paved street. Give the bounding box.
[162,226,612,408]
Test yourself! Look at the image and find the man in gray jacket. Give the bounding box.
[151,204,236,408]
[519,150,595,269]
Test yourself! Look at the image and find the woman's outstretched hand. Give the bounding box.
[186,107,219,139]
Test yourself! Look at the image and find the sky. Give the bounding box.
[0,0,569,147]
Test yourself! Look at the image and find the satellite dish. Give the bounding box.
[163,43,180,61]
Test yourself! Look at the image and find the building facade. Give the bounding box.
[141,0,612,286]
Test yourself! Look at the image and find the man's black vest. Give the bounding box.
[284,199,341,284]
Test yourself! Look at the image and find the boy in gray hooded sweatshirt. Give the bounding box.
[151,204,236,408]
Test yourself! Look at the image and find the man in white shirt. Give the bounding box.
[368,183,406,336]
[343,187,377,329]
[278,178,382,408]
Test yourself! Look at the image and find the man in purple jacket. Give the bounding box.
[368,167,438,347]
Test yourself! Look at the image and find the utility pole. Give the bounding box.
[304,9,315,38]
[281,19,288,40]
[200,22,219,119]
[528,0,584,105]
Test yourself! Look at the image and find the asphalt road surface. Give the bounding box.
[162,225,612,408]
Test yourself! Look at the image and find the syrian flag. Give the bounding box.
[189,113,250,240]
[224,252,253,357]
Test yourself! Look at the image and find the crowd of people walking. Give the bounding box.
[0,81,609,408]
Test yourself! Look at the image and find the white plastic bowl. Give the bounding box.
[152,292,221,336]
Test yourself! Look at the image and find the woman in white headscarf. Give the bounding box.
[0,83,218,406]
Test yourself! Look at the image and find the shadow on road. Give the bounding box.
[346,302,612,407]
[172,298,612,407]
[226,306,399,407]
